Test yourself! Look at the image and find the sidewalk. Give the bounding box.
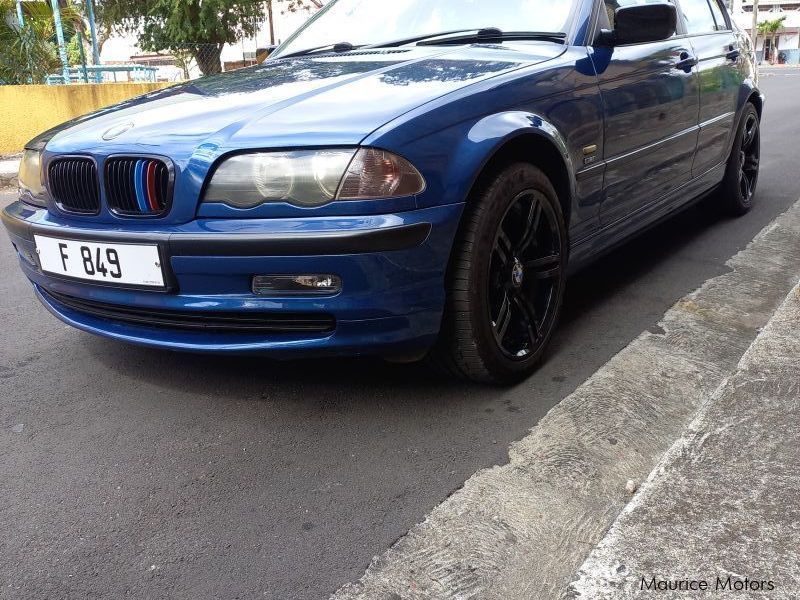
[570,283,800,598]
[332,200,800,600]
[0,155,20,189]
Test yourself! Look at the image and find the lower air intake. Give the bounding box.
[41,290,336,334]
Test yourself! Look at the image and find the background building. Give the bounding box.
[733,0,800,64]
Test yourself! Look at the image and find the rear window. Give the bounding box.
[680,0,718,34]
[707,0,730,31]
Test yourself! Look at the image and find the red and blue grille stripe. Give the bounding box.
[133,160,148,213]
[146,161,159,212]
[133,159,163,213]
[105,157,171,216]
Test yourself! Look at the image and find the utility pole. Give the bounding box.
[751,0,759,57]
[266,0,275,45]
[50,0,71,84]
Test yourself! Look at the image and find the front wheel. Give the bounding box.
[429,163,568,384]
[720,104,761,216]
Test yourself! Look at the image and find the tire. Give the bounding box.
[720,104,761,216]
[429,163,568,384]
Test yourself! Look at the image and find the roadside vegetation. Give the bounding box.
[1,0,319,83]
[1,0,67,84]
[757,16,786,65]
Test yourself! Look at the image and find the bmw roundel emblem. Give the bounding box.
[102,122,135,141]
[512,260,525,288]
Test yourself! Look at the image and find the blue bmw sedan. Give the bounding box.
[3,0,762,383]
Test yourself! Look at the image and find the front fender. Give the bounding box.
[381,110,577,212]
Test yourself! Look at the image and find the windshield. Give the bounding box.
[272,0,576,58]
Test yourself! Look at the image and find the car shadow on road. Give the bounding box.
[563,198,733,319]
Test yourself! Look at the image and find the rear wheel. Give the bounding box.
[720,104,761,216]
[429,163,568,384]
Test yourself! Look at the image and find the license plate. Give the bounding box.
[34,235,166,288]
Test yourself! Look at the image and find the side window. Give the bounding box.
[707,0,730,31]
[680,0,718,34]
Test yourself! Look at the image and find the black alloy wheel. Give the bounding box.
[721,104,761,216]
[738,111,760,205]
[430,163,568,384]
[488,189,563,361]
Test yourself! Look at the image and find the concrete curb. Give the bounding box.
[568,284,800,598]
[0,158,20,189]
[332,199,800,600]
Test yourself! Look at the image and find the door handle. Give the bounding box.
[675,52,698,72]
[726,45,741,61]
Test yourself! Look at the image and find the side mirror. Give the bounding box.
[602,2,678,46]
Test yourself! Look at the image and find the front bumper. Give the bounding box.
[2,201,464,357]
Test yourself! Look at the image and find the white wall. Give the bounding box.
[781,32,800,49]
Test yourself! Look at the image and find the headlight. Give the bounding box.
[18,150,47,207]
[204,148,426,209]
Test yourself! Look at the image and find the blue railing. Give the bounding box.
[46,65,159,85]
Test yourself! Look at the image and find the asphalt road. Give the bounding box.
[2,70,800,600]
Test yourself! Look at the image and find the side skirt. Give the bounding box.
[568,163,726,274]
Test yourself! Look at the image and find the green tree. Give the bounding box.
[0,0,80,84]
[757,16,786,64]
[97,0,320,75]
[98,0,266,75]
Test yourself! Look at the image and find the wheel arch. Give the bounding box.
[737,83,764,121]
[460,112,576,227]
[726,89,764,164]
[747,90,764,119]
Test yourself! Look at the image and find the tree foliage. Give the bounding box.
[757,16,786,64]
[96,0,316,76]
[0,0,80,84]
[757,16,786,36]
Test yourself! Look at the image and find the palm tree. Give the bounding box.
[757,16,786,65]
[1,0,59,83]
[0,0,82,84]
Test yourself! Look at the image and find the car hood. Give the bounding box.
[39,43,566,157]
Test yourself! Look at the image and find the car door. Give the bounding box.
[593,0,701,227]
[679,0,742,176]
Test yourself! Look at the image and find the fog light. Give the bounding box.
[252,274,342,296]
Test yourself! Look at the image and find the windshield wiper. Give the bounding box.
[370,29,487,49]
[277,41,362,60]
[416,28,567,46]
[277,28,567,59]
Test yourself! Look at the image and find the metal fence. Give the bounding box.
[174,42,274,78]
[103,42,277,84]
